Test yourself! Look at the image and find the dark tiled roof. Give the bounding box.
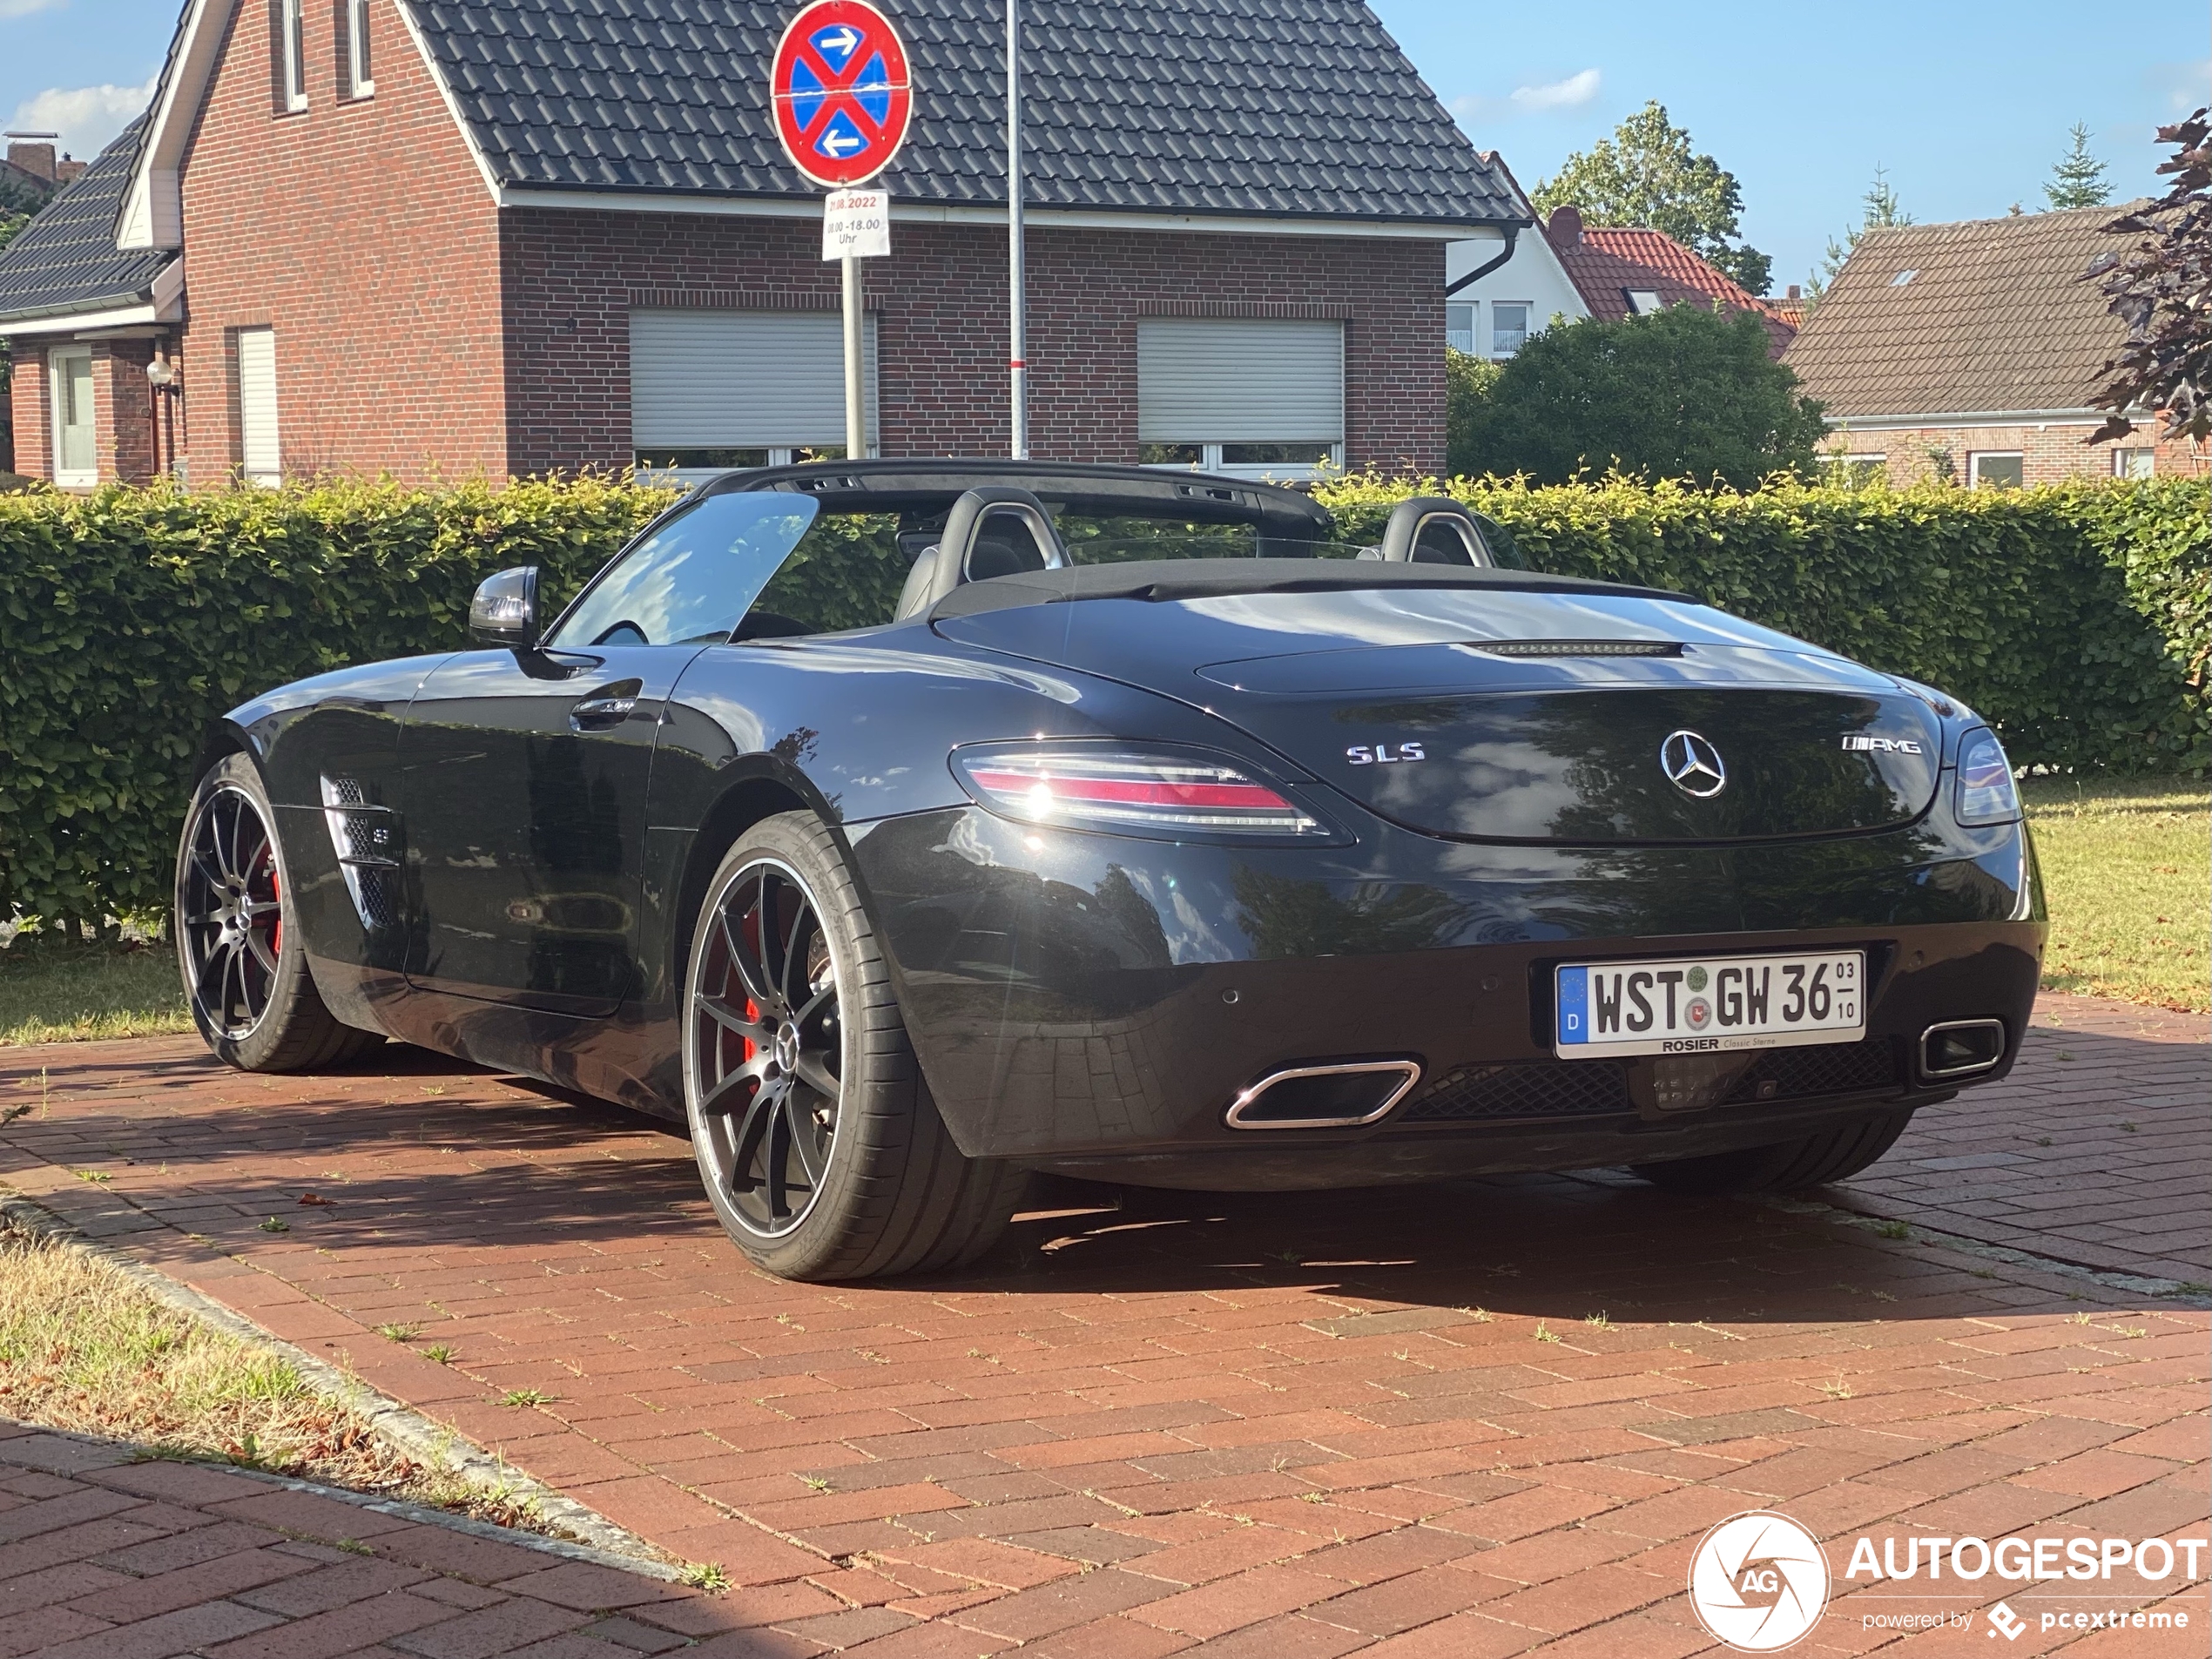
[1783,206,2141,419]
[408,0,1524,225]
[1545,214,1794,357]
[0,118,172,323]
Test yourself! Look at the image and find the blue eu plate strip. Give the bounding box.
[1555,966,1588,1045]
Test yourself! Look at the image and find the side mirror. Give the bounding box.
[469,566,540,649]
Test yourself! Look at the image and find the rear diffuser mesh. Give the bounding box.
[1400,1060,1633,1122]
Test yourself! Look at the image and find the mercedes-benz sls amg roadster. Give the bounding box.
[179,461,2043,1279]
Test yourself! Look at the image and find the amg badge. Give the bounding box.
[1841,735,1924,754]
[1345,743,1425,765]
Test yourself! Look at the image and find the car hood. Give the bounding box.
[934,584,1944,845]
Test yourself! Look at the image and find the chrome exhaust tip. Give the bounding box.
[1919,1019,2006,1080]
[1224,1060,1422,1130]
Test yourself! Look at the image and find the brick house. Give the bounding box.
[0,0,1525,489]
[1784,206,2205,486]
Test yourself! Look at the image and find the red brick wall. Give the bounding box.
[1828,422,2207,485]
[500,211,1446,476]
[100,338,159,483]
[175,0,504,482]
[10,348,49,481]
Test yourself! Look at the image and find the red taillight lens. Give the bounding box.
[952,744,1330,840]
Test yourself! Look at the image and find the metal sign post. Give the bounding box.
[1006,0,1026,460]
[823,188,890,457]
[772,0,912,462]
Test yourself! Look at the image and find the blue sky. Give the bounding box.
[5,0,2206,290]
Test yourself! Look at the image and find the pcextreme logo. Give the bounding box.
[1688,1511,1831,1652]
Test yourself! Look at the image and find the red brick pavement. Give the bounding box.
[0,991,2205,1655]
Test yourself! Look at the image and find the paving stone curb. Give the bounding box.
[0,1185,685,1577]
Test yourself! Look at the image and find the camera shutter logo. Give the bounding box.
[1687,1511,1831,1651]
[1660,729,1728,799]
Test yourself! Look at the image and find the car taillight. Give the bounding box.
[952,743,1331,840]
[1953,727,2020,826]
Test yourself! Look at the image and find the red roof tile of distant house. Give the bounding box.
[1541,206,1796,357]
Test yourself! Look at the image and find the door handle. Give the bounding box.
[570,679,643,732]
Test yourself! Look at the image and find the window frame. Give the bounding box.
[347,0,373,96]
[1489,301,1531,357]
[280,0,307,111]
[2111,447,2155,479]
[1967,451,2025,490]
[1136,441,1345,482]
[1445,302,1475,355]
[1624,289,1664,316]
[49,346,97,489]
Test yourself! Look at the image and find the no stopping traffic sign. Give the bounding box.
[771,0,914,188]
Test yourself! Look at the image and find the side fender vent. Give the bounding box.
[320,776,401,932]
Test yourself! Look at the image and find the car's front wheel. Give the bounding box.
[1630,1109,1912,1196]
[175,754,383,1071]
[682,812,1028,1280]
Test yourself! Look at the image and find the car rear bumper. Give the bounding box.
[849,806,2043,1180]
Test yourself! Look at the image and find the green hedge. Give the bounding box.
[0,477,673,933]
[1,472,2204,933]
[1320,473,2210,782]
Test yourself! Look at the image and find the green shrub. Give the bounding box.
[0,475,673,933]
[1,470,2202,935]
[1318,471,2210,779]
[1447,306,1828,489]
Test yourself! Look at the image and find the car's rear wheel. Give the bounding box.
[176,755,383,1071]
[1629,1109,1912,1196]
[683,812,1028,1281]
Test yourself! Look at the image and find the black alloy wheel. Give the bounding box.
[689,856,844,1238]
[180,784,285,1040]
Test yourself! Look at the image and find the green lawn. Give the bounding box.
[0,773,2202,1042]
[0,945,192,1046]
[2024,773,2209,1014]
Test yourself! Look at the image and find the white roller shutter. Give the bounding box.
[237,327,280,486]
[1136,318,1344,444]
[631,310,878,451]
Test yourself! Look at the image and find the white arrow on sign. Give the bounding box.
[822,128,862,154]
[818,25,859,55]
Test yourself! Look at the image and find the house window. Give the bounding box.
[1968,451,2024,490]
[1491,303,1530,356]
[49,347,96,487]
[1446,303,1474,355]
[237,327,282,486]
[280,0,307,111]
[630,309,878,482]
[2112,447,2155,479]
[1625,289,1664,316]
[1822,452,1887,485]
[1136,317,1345,481]
[347,0,373,95]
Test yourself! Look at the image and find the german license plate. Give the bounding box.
[1554,951,1865,1059]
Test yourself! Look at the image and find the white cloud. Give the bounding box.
[0,0,66,17]
[5,77,155,162]
[1510,69,1602,112]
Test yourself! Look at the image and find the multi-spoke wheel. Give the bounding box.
[689,857,845,1238]
[174,755,383,1071]
[682,813,1029,1280]
[180,784,284,1040]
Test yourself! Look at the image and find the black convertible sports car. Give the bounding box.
[180,461,2043,1279]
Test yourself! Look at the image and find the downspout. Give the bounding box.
[1446,222,1523,295]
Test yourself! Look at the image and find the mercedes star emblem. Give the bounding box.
[1660,730,1728,799]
